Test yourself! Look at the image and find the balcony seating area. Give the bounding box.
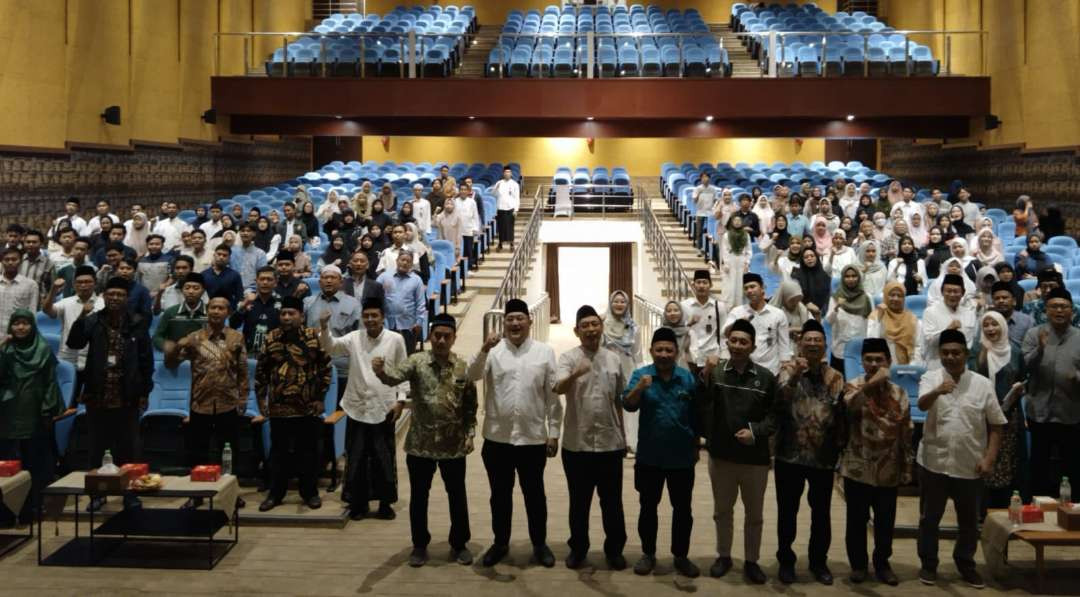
[547,166,633,212]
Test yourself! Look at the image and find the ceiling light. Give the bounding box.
[846,114,855,121]
[705,115,714,122]
[468,116,476,120]
[334,115,343,119]
[586,116,594,121]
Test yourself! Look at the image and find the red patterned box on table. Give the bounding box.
[1021,504,1045,524]
[190,465,221,482]
[120,463,149,483]
[0,461,21,477]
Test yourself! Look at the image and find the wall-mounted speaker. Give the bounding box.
[985,114,1001,130]
[101,106,121,125]
[202,109,217,124]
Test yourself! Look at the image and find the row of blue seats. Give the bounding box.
[776,43,938,77]
[504,5,709,36]
[486,40,729,78]
[554,166,631,187]
[306,161,522,188]
[661,161,889,200]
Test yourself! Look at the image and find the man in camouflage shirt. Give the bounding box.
[373,313,478,568]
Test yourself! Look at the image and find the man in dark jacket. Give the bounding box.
[696,318,778,584]
[66,275,154,512]
[343,250,385,310]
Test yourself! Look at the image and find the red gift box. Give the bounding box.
[1021,504,1045,524]
[190,465,221,482]
[120,463,149,483]
[0,460,21,477]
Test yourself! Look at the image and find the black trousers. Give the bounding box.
[462,235,477,270]
[917,466,981,573]
[634,463,693,557]
[774,459,833,569]
[86,406,140,470]
[343,418,397,509]
[268,416,320,501]
[694,215,708,251]
[1028,421,1080,498]
[843,477,898,571]
[0,428,55,521]
[562,449,627,557]
[407,454,470,550]
[394,328,419,355]
[481,440,547,547]
[186,411,240,469]
[72,369,87,409]
[496,210,515,244]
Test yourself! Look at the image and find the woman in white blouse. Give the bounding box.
[866,281,924,365]
[886,236,928,295]
[825,229,858,280]
[858,240,887,299]
[825,264,872,376]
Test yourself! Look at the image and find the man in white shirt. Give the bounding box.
[467,298,562,569]
[49,228,77,272]
[493,167,520,252]
[376,224,420,275]
[152,201,191,252]
[319,296,407,521]
[897,188,922,227]
[553,305,628,571]
[680,269,727,370]
[922,274,976,370]
[84,199,120,237]
[410,184,432,236]
[692,172,718,253]
[199,203,225,239]
[0,247,39,329]
[915,329,1006,589]
[42,264,103,403]
[181,229,214,274]
[49,197,88,241]
[454,187,482,271]
[954,188,980,230]
[722,273,791,371]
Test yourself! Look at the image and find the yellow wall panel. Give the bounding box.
[130,0,180,143]
[218,0,254,76]
[252,0,311,67]
[0,0,68,148]
[360,136,824,176]
[65,0,131,145]
[179,0,218,141]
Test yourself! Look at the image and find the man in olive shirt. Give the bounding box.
[153,273,208,352]
[697,318,778,584]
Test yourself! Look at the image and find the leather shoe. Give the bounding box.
[810,566,834,585]
[481,544,509,567]
[850,568,868,584]
[349,508,368,521]
[258,497,280,512]
[778,564,796,584]
[875,564,899,586]
[673,557,700,578]
[305,495,322,510]
[534,544,555,568]
[633,554,656,576]
[709,556,733,578]
[565,550,587,569]
[744,561,767,585]
[374,504,395,519]
[452,547,473,565]
[606,553,627,571]
[408,547,428,567]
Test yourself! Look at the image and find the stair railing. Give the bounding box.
[481,186,547,342]
[631,294,668,365]
[638,185,695,303]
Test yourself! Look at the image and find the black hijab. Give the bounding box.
[791,246,832,314]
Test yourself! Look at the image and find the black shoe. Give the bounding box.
[534,544,555,568]
[305,496,322,510]
[86,496,106,513]
[918,568,937,586]
[235,497,246,509]
[349,508,369,521]
[374,504,395,519]
[778,564,796,584]
[810,566,834,585]
[181,497,204,510]
[673,557,700,578]
[606,553,627,571]
[744,561,767,585]
[875,564,899,586]
[408,547,428,567]
[709,556,733,578]
[481,544,509,567]
[122,496,142,510]
[960,567,985,589]
[258,497,280,512]
[633,554,656,576]
[566,550,587,569]
[452,547,473,565]
[850,568,868,584]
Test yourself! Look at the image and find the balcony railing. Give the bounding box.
[638,190,694,303]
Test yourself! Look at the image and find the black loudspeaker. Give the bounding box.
[985,114,1001,130]
[101,106,121,125]
[201,108,217,124]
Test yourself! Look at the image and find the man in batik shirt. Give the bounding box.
[373,313,478,568]
[255,296,333,512]
[839,337,912,586]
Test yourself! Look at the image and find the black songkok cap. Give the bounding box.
[280,296,304,312]
[361,297,384,313]
[941,273,965,289]
[576,304,599,324]
[1037,267,1061,284]
[105,276,130,292]
[861,337,891,358]
[693,269,711,281]
[801,319,825,336]
[1046,287,1073,304]
[430,313,456,331]
[504,298,529,316]
[651,326,677,346]
[742,272,763,286]
[275,250,295,263]
[990,281,1013,295]
[728,318,756,342]
[74,265,97,280]
[182,272,205,288]
[939,329,967,348]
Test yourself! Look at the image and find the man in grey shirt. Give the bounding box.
[691,172,718,253]
[1021,287,1080,498]
[991,281,1033,347]
[304,265,360,401]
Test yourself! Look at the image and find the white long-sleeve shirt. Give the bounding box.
[412,198,432,234]
[825,247,858,279]
[467,337,562,446]
[454,197,481,236]
[493,179,520,212]
[680,296,727,367]
[152,217,191,252]
[921,301,977,370]
[556,346,626,453]
[320,327,407,424]
[917,368,1007,479]
[825,298,869,360]
[721,302,791,371]
[885,258,928,293]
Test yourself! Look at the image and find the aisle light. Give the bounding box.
[846,114,856,121]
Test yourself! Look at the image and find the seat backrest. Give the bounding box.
[842,337,866,380]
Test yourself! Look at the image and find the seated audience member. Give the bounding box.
[1014,233,1052,279]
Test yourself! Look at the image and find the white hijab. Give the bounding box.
[979,311,1012,382]
[752,196,775,234]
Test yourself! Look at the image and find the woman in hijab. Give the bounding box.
[968,311,1026,509]
[1013,195,1037,237]
[357,234,380,278]
[396,201,416,227]
[300,200,320,241]
[770,280,813,347]
[924,201,941,227]
[927,256,978,308]
[973,265,1000,317]
[936,213,956,242]
[368,199,393,231]
[284,234,312,278]
[855,194,876,223]
[838,182,860,220]
[858,239,887,298]
[336,209,360,252]
[0,309,63,523]
[866,281,922,366]
[970,228,1004,268]
[192,205,209,229]
[355,181,376,217]
[404,222,432,284]
[752,195,775,235]
[1014,233,1052,279]
[764,214,791,252]
[712,187,737,231]
[368,222,390,253]
[318,234,350,272]
[993,262,1025,307]
[825,264,872,377]
[661,300,691,369]
[267,208,282,228]
[924,226,951,278]
[124,212,150,257]
[719,215,752,308]
[254,216,276,253]
[810,218,832,256]
[603,290,642,457]
[376,183,397,214]
[427,179,445,212]
[812,198,840,233]
[949,205,975,239]
[886,236,927,296]
[825,229,857,280]
[792,245,831,316]
[908,210,929,249]
[769,235,803,284]
[840,217,857,243]
[886,180,904,206]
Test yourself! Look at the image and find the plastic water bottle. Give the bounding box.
[222,443,233,476]
[1061,477,1072,507]
[99,449,119,474]
[1009,491,1022,526]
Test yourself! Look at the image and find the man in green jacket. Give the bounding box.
[696,318,778,585]
[153,272,208,356]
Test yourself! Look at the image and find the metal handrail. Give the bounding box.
[481,187,545,340]
[541,182,633,218]
[638,187,694,303]
[632,294,667,365]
